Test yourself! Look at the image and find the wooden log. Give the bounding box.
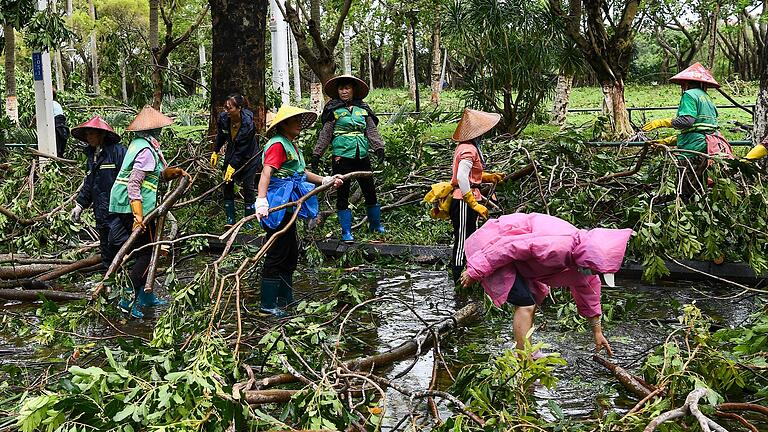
[36,255,101,282]
[0,263,63,279]
[0,257,76,265]
[92,176,190,299]
[0,289,87,302]
[251,301,483,391]
[243,389,298,405]
[593,355,654,399]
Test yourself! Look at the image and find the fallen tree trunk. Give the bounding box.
[593,355,655,399]
[249,301,483,391]
[0,289,87,302]
[92,176,190,299]
[36,255,101,282]
[0,255,75,265]
[0,263,65,279]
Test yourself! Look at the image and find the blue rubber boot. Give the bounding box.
[277,272,294,308]
[244,203,256,229]
[337,209,354,242]
[260,277,287,317]
[137,290,168,307]
[118,297,144,319]
[367,204,385,234]
[224,200,236,228]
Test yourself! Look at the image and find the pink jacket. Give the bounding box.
[464,213,633,317]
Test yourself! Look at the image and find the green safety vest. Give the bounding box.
[331,106,370,158]
[109,137,164,214]
[676,88,718,155]
[263,134,305,178]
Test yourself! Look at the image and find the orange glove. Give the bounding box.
[162,167,187,180]
[130,200,144,231]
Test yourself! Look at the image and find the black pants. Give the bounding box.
[507,276,535,307]
[262,213,298,278]
[107,213,155,293]
[98,227,112,268]
[332,156,377,211]
[222,171,256,202]
[449,198,479,283]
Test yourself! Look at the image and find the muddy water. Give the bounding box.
[0,266,760,430]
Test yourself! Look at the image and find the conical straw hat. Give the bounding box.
[670,62,720,88]
[265,105,318,137]
[125,106,174,132]
[452,108,501,142]
[71,115,120,144]
[323,74,370,100]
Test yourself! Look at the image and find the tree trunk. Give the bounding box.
[88,0,100,95]
[209,0,268,138]
[149,0,159,51]
[199,40,207,98]
[430,15,441,105]
[708,2,720,69]
[289,32,301,101]
[120,58,128,103]
[343,25,351,75]
[754,26,768,144]
[601,79,633,137]
[551,73,574,126]
[309,73,323,113]
[151,58,166,110]
[406,25,417,100]
[402,42,408,88]
[366,32,373,90]
[3,24,18,124]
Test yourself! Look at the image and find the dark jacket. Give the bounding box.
[54,114,69,158]
[77,140,127,229]
[214,108,260,178]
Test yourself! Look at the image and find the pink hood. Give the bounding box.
[464,213,633,317]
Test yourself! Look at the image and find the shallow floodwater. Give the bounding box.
[0,266,760,430]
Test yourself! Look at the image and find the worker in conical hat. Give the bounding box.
[311,74,386,242]
[256,104,344,317]
[448,108,506,284]
[70,116,127,269]
[107,106,190,319]
[642,62,733,160]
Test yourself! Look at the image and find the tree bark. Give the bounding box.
[430,14,442,105]
[601,79,633,137]
[754,21,768,144]
[406,24,417,100]
[209,0,267,138]
[149,0,159,51]
[3,24,18,124]
[88,0,100,95]
[343,25,351,75]
[708,2,720,69]
[551,73,574,126]
[120,58,128,103]
[0,289,87,302]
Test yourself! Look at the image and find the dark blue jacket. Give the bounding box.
[214,108,260,178]
[76,140,127,229]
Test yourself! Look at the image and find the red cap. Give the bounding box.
[71,115,120,144]
[670,62,720,88]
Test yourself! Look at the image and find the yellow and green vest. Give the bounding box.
[263,134,305,178]
[109,137,164,214]
[676,88,718,155]
[331,106,370,158]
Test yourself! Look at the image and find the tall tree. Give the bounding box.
[646,0,714,72]
[429,2,442,105]
[150,0,209,109]
[3,24,17,123]
[548,0,642,137]
[209,0,267,135]
[279,0,353,84]
[87,0,100,94]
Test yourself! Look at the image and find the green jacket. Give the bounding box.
[109,137,164,214]
[331,106,370,158]
[263,134,305,178]
[676,88,718,155]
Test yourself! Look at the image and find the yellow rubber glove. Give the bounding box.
[210,152,219,168]
[462,191,489,219]
[129,200,144,231]
[642,118,673,131]
[481,172,505,184]
[223,165,236,183]
[745,144,768,160]
[652,135,677,146]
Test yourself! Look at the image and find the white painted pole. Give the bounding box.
[33,0,57,159]
[198,40,207,98]
[402,43,408,88]
[269,0,290,106]
[439,48,447,89]
[289,32,301,102]
[367,32,373,90]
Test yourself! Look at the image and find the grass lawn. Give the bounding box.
[362,83,757,143]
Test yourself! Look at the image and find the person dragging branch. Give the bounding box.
[255,105,343,317]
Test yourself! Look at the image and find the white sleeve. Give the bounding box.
[457,159,472,195]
